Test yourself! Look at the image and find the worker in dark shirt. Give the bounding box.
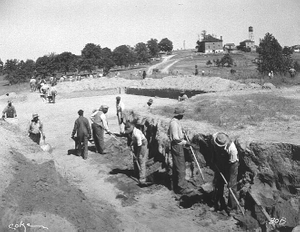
[71,110,92,160]
[2,101,17,119]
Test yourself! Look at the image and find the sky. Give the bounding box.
[0,0,299,62]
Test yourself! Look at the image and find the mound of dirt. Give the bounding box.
[55,75,260,94]
[0,124,121,232]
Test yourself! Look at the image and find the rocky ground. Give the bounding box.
[0,74,299,232]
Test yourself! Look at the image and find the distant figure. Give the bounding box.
[178,91,188,102]
[2,101,17,119]
[116,96,125,134]
[146,98,153,110]
[29,77,37,92]
[47,83,58,103]
[268,71,274,79]
[71,110,92,160]
[195,65,198,75]
[142,71,147,79]
[28,113,45,145]
[289,68,296,78]
[202,70,205,76]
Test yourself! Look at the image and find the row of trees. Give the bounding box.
[0,38,173,84]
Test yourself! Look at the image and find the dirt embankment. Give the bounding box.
[0,123,121,232]
[124,109,300,231]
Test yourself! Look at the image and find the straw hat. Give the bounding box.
[214,132,230,147]
[32,113,39,119]
[99,105,109,111]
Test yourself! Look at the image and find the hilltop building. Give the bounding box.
[196,35,223,54]
[223,43,236,53]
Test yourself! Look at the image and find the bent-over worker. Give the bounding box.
[90,105,111,154]
[178,91,188,102]
[124,122,149,186]
[212,132,239,214]
[71,110,91,160]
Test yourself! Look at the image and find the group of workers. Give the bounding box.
[2,90,239,216]
[29,77,58,103]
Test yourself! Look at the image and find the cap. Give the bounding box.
[78,109,84,115]
[214,132,230,147]
[32,113,39,119]
[100,105,109,111]
[124,122,134,134]
[116,96,121,100]
[174,107,185,116]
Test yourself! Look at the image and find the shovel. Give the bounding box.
[40,137,52,152]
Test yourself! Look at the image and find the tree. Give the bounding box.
[147,39,159,57]
[0,59,3,74]
[206,60,212,66]
[113,45,136,67]
[201,30,207,40]
[101,47,115,75]
[54,52,78,74]
[81,43,103,72]
[158,38,173,53]
[135,42,150,63]
[35,55,53,78]
[257,33,292,74]
[220,54,234,67]
[237,42,251,52]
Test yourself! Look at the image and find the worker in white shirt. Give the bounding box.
[124,122,149,186]
[90,105,111,154]
[116,96,125,134]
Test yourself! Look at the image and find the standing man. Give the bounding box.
[28,113,45,145]
[124,122,149,186]
[142,70,147,79]
[146,98,153,111]
[48,83,58,103]
[71,110,91,160]
[212,132,239,214]
[29,77,36,92]
[2,101,17,119]
[90,105,111,154]
[116,96,125,134]
[168,107,193,194]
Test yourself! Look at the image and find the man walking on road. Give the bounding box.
[116,96,125,134]
[90,105,111,154]
[28,113,45,145]
[168,107,194,194]
[2,101,17,119]
[71,110,91,160]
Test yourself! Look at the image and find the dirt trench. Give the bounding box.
[124,110,300,232]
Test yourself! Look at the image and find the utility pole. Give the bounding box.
[183,40,185,50]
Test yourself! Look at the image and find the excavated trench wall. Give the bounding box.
[125,110,300,231]
[125,87,208,99]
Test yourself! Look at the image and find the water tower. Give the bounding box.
[249,26,254,41]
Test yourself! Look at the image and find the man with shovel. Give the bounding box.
[28,113,45,145]
[168,107,194,195]
[212,132,239,215]
[124,122,149,186]
[90,105,111,154]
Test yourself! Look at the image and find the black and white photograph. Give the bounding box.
[0,0,300,231]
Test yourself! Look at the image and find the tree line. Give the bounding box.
[0,38,173,84]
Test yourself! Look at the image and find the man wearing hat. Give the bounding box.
[178,91,188,102]
[2,101,17,119]
[28,113,45,145]
[71,110,91,160]
[212,132,239,214]
[124,122,148,186]
[168,107,193,194]
[146,98,153,111]
[90,105,111,154]
[116,96,125,134]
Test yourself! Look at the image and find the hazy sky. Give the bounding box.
[0,0,299,61]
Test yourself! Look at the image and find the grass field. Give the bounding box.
[152,92,300,130]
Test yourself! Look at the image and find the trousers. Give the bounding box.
[92,123,104,154]
[133,140,148,183]
[75,136,89,159]
[171,141,187,191]
[29,132,41,145]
